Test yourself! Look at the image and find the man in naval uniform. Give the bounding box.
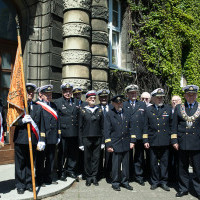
[79,90,104,186]
[143,88,172,191]
[104,95,135,191]
[172,85,200,199]
[73,87,85,177]
[14,83,45,194]
[35,85,60,186]
[123,84,146,185]
[55,83,79,181]
[97,89,110,180]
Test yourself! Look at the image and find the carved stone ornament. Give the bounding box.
[92,81,109,91]
[92,6,108,21]
[62,50,91,65]
[63,23,91,38]
[92,56,109,69]
[92,31,108,45]
[63,0,91,11]
[62,78,91,90]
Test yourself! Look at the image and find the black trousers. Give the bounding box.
[83,137,101,180]
[15,144,36,190]
[57,137,79,176]
[104,151,112,180]
[98,148,105,179]
[168,145,178,182]
[36,144,56,184]
[133,140,145,181]
[178,150,200,195]
[112,151,129,187]
[149,146,169,185]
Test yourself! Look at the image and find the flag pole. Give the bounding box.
[15,16,37,200]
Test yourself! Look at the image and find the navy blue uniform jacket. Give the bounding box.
[171,102,200,150]
[143,104,172,146]
[104,107,136,153]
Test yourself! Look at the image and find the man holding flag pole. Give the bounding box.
[6,17,45,199]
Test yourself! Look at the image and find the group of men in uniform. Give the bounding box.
[0,82,200,199]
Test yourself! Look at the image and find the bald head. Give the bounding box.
[171,95,182,109]
[141,92,151,105]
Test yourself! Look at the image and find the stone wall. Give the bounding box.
[62,0,91,91]
[120,2,134,71]
[91,0,109,90]
[12,0,63,94]
[12,0,133,94]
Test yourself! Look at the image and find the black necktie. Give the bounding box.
[118,112,122,119]
[189,104,193,109]
[103,106,106,115]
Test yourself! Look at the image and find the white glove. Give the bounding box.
[79,146,84,151]
[37,141,46,151]
[101,144,105,149]
[22,115,32,124]
[56,138,61,145]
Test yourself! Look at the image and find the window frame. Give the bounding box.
[108,0,121,69]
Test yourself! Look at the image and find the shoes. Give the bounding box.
[45,181,58,185]
[27,187,33,192]
[86,179,91,186]
[122,184,133,191]
[68,172,77,179]
[93,178,99,186]
[17,188,25,194]
[176,191,188,197]
[37,182,46,187]
[150,184,158,190]
[136,180,145,186]
[112,185,121,191]
[60,175,67,181]
[68,172,79,182]
[160,184,170,191]
[52,181,58,185]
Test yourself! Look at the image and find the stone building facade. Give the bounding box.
[0,0,134,163]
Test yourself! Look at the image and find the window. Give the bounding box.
[108,0,121,68]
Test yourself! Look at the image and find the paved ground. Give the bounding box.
[44,178,198,200]
[0,164,198,200]
[0,164,75,200]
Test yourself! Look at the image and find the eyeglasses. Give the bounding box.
[141,98,149,101]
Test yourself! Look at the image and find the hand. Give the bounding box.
[107,147,114,152]
[37,141,46,151]
[56,138,61,145]
[0,141,4,148]
[130,143,134,149]
[144,143,150,149]
[101,144,105,149]
[79,146,84,151]
[22,115,32,124]
[173,143,179,150]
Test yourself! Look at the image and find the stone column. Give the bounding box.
[62,0,92,90]
[91,0,109,90]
